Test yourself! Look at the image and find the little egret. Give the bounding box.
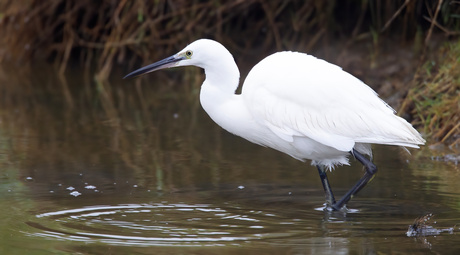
[124,39,425,211]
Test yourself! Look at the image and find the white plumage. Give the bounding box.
[241,51,424,167]
[125,39,425,210]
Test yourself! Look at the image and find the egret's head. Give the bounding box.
[124,39,227,79]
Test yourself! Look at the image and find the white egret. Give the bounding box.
[124,39,425,211]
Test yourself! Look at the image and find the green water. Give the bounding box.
[0,65,459,254]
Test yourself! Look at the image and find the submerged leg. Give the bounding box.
[316,165,336,208]
[333,149,378,210]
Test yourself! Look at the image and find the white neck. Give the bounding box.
[201,52,240,95]
[199,58,255,138]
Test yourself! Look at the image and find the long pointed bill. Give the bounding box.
[123,54,185,79]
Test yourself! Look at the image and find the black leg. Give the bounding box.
[333,149,378,210]
[317,165,336,208]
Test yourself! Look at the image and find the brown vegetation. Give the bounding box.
[401,41,460,147]
[1,1,458,77]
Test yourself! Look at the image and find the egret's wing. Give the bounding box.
[242,52,424,152]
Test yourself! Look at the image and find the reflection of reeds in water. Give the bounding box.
[0,64,209,191]
[0,64,308,196]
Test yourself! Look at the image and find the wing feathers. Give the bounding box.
[242,51,424,152]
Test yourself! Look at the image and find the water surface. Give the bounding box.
[0,65,459,254]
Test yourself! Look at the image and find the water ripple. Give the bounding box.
[27,202,301,247]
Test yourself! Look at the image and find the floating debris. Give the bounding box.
[69,191,82,197]
[406,213,455,237]
[431,154,460,165]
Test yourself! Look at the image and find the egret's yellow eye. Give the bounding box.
[185,50,193,58]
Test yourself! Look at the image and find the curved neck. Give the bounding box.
[199,58,254,137]
[201,54,240,95]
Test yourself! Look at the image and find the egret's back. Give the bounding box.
[241,51,424,164]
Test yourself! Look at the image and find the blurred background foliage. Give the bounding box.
[1,0,459,75]
[0,0,459,146]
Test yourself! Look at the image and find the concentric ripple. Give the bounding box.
[26,202,307,247]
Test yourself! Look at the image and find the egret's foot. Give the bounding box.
[330,203,347,212]
[322,203,348,212]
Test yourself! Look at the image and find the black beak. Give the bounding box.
[123,55,185,79]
